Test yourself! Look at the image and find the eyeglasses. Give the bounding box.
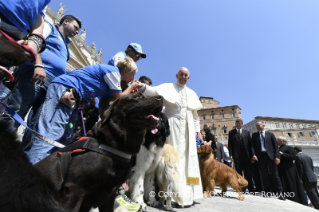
[135,52,144,61]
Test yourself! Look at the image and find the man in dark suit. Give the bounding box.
[294,146,319,209]
[228,119,254,192]
[251,122,285,200]
[214,135,225,162]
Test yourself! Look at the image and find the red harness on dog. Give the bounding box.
[58,137,132,180]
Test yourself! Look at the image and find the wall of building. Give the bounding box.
[198,102,242,143]
[199,97,220,108]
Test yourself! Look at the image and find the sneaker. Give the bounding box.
[115,194,141,211]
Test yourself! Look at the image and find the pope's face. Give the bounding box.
[176,68,190,85]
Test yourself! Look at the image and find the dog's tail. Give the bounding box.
[156,144,184,207]
[236,173,248,188]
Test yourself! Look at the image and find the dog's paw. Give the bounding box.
[166,204,173,211]
[141,203,147,211]
[238,195,245,201]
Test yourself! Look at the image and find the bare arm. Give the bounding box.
[30,14,45,35]
[112,81,138,99]
[32,54,46,85]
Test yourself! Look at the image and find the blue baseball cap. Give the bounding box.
[129,43,146,58]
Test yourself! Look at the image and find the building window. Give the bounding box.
[275,123,280,128]
[298,132,304,137]
[221,114,225,119]
[213,129,216,134]
[296,124,300,129]
[218,125,221,129]
[310,131,316,136]
[225,137,228,140]
[232,113,236,118]
[208,100,211,103]
[211,114,215,119]
[290,124,294,129]
[282,123,287,129]
[287,133,293,137]
[223,129,227,134]
[202,116,206,120]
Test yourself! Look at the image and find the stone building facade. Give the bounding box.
[198,97,242,143]
[44,5,105,71]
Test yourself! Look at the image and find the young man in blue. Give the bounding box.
[28,57,139,164]
[107,43,146,66]
[1,15,81,148]
[100,43,146,114]
[0,0,51,55]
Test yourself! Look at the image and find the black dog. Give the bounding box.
[35,93,163,212]
[0,120,65,212]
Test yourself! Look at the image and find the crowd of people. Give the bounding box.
[0,0,205,211]
[0,0,318,211]
[196,119,319,209]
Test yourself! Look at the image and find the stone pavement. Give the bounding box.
[146,188,316,212]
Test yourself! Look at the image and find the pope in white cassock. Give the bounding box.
[138,67,203,206]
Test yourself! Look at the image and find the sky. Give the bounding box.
[49,0,319,123]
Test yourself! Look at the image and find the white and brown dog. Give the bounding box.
[128,113,183,211]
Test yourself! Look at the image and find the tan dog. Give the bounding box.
[156,144,184,210]
[197,145,248,201]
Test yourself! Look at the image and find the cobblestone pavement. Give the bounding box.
[146,187,315,212]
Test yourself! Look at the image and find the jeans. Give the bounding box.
[0,65,55,129]
[0,83,11,113]
[0,83,11,100]
[28,83,78,164]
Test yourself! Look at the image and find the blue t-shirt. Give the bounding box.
[26,22,71,78]
[41,23,70,77]
[53,64,122,99]
[107,51,126,66]
[0,0,51,34]
[196,135,204,146]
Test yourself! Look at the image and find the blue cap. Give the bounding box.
[129,43,146,58]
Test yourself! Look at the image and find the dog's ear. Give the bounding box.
[197,146,202,154]
[101,97,120,125]
[205,145,213,154]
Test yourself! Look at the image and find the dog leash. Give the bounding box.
[78,106,87,136]
[0,101,65,148]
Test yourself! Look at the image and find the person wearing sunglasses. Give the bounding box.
[108,43,146,66]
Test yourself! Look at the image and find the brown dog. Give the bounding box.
[197,145,248,201]
[35,92,163,212]
[0,31,33,66]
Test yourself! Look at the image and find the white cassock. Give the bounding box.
[143,82,203,206]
